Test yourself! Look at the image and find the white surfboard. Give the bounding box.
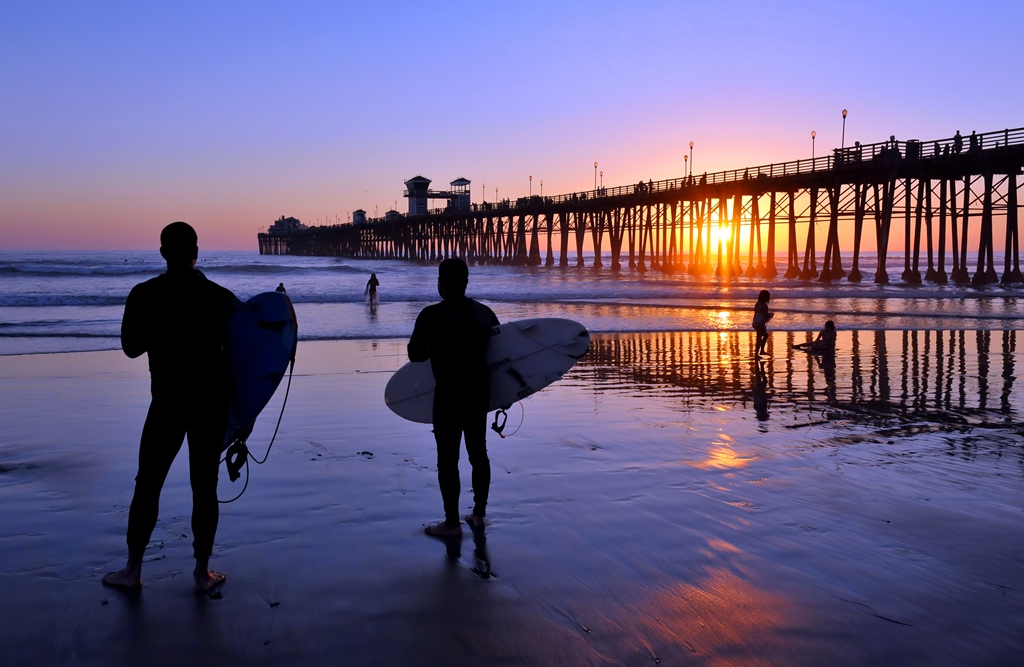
[384,317,590,424]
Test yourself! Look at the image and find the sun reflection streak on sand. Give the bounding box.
[632,567,795,666]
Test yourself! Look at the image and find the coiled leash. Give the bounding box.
[219,358,295,504]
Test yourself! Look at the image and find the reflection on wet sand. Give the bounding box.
[574,329,1023,432]
[639,569,794,667]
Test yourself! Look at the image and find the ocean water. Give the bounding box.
[0,250,1022,355]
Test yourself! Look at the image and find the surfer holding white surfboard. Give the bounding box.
[407,258,500,538]
[103,222,235,595]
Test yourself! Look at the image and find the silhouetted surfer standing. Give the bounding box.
[408,258,499,537]
[103,222,236,594]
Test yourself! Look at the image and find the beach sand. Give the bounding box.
[2,332,1023,666]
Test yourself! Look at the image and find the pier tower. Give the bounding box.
[403,175,473,216]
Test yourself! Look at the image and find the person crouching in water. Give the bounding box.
[752,289,774,357]
[794,320,837,353]
[103,222,236,593]
[408,258,500,537]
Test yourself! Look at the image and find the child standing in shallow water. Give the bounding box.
[752,290,773,357]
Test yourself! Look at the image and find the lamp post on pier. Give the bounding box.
[594,162,598,190]
[482,183,485,203]
[684,154,688,178]
[600,171,603,188]
[540,180,543,197]
[689,141,694,176]
[811,130,816,163]
[529,175,532,197]
[841,109,848,149]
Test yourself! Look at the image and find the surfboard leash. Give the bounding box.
[490,402,525,439]
[219,357,295,504]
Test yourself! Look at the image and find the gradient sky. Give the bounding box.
[1,0,1020,250]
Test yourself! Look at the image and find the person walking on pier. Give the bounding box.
[752,290,773,357]
[103,222,236,594]
[408,258,499,538]
[953,130,963,154]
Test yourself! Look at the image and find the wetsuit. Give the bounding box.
[408,295,499,525]
[121,269,235,559]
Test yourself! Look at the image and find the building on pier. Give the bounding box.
[269,215,306,235]
[404,175,472,216]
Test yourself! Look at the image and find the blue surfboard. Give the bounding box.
[223,292,298,454]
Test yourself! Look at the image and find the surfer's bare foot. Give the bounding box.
[193,568,226,594]
[102,566,142,589]
[102,553,143,589]
[424,520,463,537]
[465,513,486,530]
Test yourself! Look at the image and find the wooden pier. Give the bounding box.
[259,127,1024,285]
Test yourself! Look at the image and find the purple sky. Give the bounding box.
[1,0,1020,250]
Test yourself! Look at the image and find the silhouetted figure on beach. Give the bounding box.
[102,222,236,594]
[276,282,287,293]
[408,258,499,538]
[365,272,379,300]
[794,320,836,353]
[752,290,773,357]
[953,130,963,154]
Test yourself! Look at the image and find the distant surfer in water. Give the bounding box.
[103,222,236,594]
[365,273,379,302]
[408,258,500,537]
[752,289,773,357]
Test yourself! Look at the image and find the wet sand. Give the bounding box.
[1,333,1023,666]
